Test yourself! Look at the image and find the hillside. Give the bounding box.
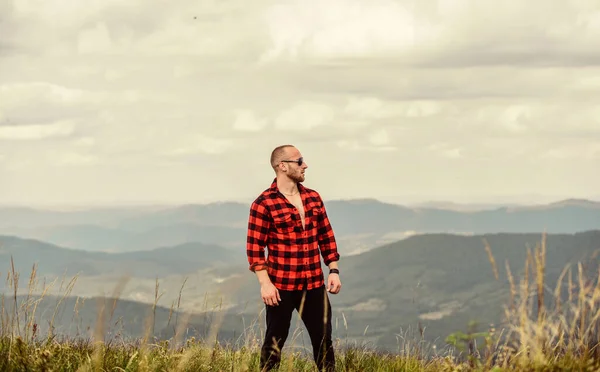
[0,236,244,279]
[213,230,600,349]
[0,293,243,344]
[1,231,598,352]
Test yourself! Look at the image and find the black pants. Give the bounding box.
[260,284,335,372]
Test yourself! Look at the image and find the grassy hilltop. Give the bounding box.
[1,233,600,371]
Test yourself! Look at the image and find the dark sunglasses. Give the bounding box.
[281,157,303,166]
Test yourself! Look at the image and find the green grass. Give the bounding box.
[1,233,600,371]
[0,336,454,371]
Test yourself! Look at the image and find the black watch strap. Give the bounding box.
[329,268,339,274]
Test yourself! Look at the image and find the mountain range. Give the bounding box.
[1,198,598,255]
[0,236,244,278]
[0,197,599,351]
[1,230,599,350]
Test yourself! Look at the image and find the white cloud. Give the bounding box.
[428,143,463,159]
[165,135,235,156]
[0,82,162,128]
[464,100,600,137]
[52,152,100,166]
[368,128,390,146]
[13,0,122,23]
[336,137,396,153]
[404,101,442,117]
[500,105,531,134]
[6,0,267,59]
[232,110,268,132]
[261,0,436,62]
[0,120,76,140]
[335,140,361,151]
[343,97,389,119]
[274,101,335,131]
[77,22,113,54]
[260,0,600,67]
[539,142,600,160]
[72,137,95,147]
[343,97,443,120]
[0,82,85,108]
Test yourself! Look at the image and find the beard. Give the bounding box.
[288,170,305,183]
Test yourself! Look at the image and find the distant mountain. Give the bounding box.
[407,198,600,211]
[0,223,246,252]
[324,198,600,236]
[0,206,158,229]
[0,198,598,254]
[408,200,523,211]
[507,198,600,211]
[0,236,244,279]
[116,202,251,231]
[0,224,135,252]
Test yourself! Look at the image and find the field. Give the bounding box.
[1,234,600,371]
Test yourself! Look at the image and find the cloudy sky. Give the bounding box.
[1,0,599,207]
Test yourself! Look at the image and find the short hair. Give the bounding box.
[270,144,294,168]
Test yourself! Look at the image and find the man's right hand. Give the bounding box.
[261,282,281,306]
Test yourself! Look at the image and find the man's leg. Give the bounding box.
[260,290,295,371]
[296,285,335,372]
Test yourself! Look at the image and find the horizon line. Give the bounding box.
[1,196,598,211]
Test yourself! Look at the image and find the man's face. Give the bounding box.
[282,147,308,182]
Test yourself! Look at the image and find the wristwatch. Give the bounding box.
[329,268,339,274]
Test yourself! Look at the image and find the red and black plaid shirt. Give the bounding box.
[246,179,340,291]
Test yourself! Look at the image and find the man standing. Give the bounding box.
[246,144,341,372]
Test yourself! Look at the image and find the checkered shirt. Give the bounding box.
[246,179,340,291]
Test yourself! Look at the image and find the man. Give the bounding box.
[246,144,341,372]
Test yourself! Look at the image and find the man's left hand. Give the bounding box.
[327,273,341,294]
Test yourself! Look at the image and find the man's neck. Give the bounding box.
[276,176,298,195]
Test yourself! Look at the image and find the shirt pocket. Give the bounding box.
[272,211,296,233]
[305,206,323,229]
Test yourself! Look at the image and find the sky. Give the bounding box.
[1,0,600,207]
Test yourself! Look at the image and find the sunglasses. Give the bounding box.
[281,157,303,166]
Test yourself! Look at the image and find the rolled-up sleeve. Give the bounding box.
[247,199,271,272]
[316,199,340,266]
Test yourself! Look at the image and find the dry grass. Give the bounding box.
[1,233,600,371]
